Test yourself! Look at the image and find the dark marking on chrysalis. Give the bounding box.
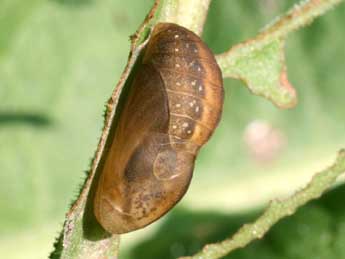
[94,23,224,234]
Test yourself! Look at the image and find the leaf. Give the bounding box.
[217,38,296,108]
[216,0,344,108]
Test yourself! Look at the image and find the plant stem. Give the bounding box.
[217,0,344,74]
[157,0,212,35]
[181,150,345,259]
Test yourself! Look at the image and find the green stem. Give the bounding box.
[217,0,344,75]
[156,0,212,35]
[180,150,345,259]
[263,0,343,42]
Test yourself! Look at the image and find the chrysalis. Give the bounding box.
[94,23,224,234]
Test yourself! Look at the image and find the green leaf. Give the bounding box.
[217,38,296,108]
[216,0,343,108]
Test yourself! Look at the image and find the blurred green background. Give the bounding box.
[1,0,345,258]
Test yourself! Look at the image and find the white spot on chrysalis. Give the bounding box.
[191,80,196,86]
[174,34,179,39]
[176,82,181,86]
[189,102,194,107]
[175,48,179,52]
[195,106,200,112]
[198,85,203,91]
[187,130,192,134]
[172,125,177,129]
[182,122,189,128]
[175,64,180,68]
[176,103,181,108]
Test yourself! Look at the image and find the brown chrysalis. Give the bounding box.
[94,23,224,234]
